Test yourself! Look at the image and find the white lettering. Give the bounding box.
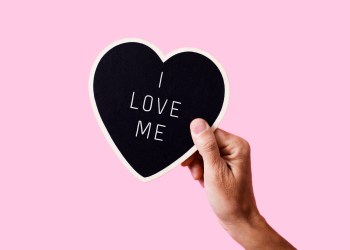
[143,95,153,112]
[170,101,181,118]
[130,91,138,110]
[154,124,166,141]
[157,98,168,114]
[135,120,151,139]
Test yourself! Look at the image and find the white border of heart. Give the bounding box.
[89,38,230,182]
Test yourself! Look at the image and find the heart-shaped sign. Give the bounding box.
[89,38,229,182]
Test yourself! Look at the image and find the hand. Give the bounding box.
[182,118,295,249]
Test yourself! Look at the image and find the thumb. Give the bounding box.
[190,118,221,169]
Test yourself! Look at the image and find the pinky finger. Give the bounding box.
[188,157,204,180]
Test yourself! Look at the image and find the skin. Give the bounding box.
[181,118,296,250]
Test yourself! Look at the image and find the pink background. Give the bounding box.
[1,1,349,249]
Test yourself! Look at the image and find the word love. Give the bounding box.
[129,92,181,117]
[129,72,182,142]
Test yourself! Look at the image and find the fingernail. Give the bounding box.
[191,119,207,135]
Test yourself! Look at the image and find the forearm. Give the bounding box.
[221,215,296,250]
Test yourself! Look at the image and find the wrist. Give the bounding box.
[220,213,264,245]
[221,214,295,250]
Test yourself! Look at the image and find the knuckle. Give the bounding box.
[240,138,251,152]
[230,136,251,157]
[200,138,218,153]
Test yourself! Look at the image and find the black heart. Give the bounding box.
[90,39,229,181]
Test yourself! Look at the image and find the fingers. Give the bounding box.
[181,151,204,182]
[188,157,203,180]
[181,151,198,166]
[214,129,251,158]
[211,128,252,180]
[190,118,221,169]
[185,118,251,185]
